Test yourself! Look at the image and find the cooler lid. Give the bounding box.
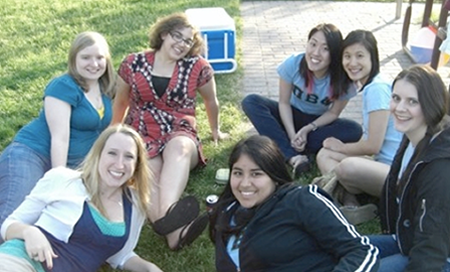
[186,7,235,31]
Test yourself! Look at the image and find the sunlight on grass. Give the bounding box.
[1,0,381,271]
[1,0,242,271]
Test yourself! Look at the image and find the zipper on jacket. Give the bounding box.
[384,176,391,232]
[419,199,426,232]
[396,160,423,254]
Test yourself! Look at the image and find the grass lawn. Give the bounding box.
[1,0,380,271]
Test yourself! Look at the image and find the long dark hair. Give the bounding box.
[209,135,293,243]
[299,23,347,100]
[390,65,449,193]
[342,30,380,91]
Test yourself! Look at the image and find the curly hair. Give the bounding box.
[148,12,205,57]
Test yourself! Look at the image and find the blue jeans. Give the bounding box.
[0,142,51,242]
[242,94,362,159]
[369,234,450,272]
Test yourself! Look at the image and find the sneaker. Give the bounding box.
[215,168,230,185]
[339,204,378,225]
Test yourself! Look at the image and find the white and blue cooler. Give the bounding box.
[186,7,237,74]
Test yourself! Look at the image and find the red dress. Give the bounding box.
[118,51,213,164]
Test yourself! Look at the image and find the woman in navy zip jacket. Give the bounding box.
[209,135,379,272]
[374,65,450,271]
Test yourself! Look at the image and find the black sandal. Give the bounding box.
[152,196,200,236]
[173,213,209,251]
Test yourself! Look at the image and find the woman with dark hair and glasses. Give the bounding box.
[112,12,228,250]
[242,23,362,177]
[208,135,379,272]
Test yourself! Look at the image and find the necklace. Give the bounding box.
[85,83,103,109]
[100,190,123,207]
[111,196,123,207]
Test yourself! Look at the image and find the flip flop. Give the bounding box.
[173,213,209,251]
[152,196,200,236]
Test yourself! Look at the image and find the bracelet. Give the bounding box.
[309,122,318,131]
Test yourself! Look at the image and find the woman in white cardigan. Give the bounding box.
[0,124,163,272]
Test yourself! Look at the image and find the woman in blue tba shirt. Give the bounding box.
[0,32,114,235]
[242,23,362,177]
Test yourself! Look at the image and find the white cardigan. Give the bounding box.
[0,167,146,269]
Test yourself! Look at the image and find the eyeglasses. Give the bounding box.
[169,31,194,48]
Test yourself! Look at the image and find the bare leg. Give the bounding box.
[335,157,390,198]
[151,136,199,249]
[147,155,163,222]
[316,147,349,174]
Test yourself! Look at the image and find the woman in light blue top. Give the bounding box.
[317,30,402,224]
[0,32,115,236]
[242,23,362,177]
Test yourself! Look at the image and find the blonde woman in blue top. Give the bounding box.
[316,30,402,223]
[242,24,362,176]
[0,32,115,237]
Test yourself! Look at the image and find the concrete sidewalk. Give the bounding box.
[240,1,450,124]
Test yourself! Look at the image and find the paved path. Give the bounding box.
[240,1,450,124]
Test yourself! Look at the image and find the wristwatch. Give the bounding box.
[309,122,318,131]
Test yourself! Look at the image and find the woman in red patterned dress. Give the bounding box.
[112,12,227,250]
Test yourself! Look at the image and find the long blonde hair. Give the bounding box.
[67,31,115,98]
[79,124,151,216]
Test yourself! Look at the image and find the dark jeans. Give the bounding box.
[368,234,450,272]
[241,94,362,160]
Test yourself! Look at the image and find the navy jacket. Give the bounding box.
[380,126,450,272]
[213,184,379,272]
